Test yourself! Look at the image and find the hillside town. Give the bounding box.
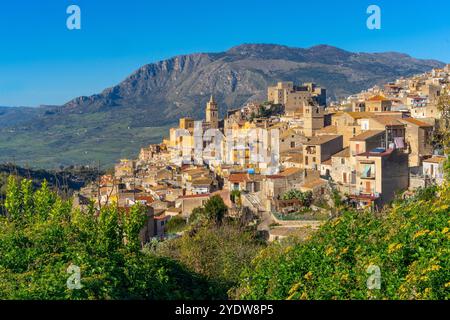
[77,65,450,243]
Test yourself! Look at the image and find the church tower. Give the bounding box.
[205,95,219,129]
[303,105,324,137]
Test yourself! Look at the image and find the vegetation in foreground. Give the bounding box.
[154,196,265,297]
[0,177,222,299]
[233,183,449,299]
[0,169,449,300]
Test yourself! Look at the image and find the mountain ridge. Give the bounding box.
[0,43,445,168]
[59,43,443,122]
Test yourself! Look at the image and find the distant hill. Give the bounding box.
[0,44,444,168]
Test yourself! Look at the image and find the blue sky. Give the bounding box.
[1,0,449,106]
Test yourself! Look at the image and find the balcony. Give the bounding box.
[352,189,380,198]
[360,173,376,179]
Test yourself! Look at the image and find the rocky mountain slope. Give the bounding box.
[61,44,444,124]
[0,44,444,168]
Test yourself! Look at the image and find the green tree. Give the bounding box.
[0,177,220,300]
[190,195,228,226]
[282,189,313,207]
[157,221,264,297]
[165,215,187,234]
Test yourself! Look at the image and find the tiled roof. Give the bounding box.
[345,112,376,119]
[279,167,302,176]
[280,128,299,139]
[135,195,155,203]
[400,117,433,127]
[301,178,327,190]
[350,130,385,141]
[316,125,338,135]
[332,147,350,158]
[179,194,210,199]
[191,178,213,186]
[305,135,341,145]
[371,116,404,126]
[367,95,389,102]
[281,153,303,163]
[154,214,169,220]
[228,173,250,183]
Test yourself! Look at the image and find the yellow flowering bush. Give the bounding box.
[235,180,450,300]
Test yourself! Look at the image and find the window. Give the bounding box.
[290,141,295,148]
[341,158,345,165]
[361,163,375,179]
[361,120,369,130]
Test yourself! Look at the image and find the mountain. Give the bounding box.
[61,44,444,124]
[0,44,444,168]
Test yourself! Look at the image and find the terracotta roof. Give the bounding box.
[367,95,389,102]
[332,147,350,158]
[350,130,385,141]
[345,112,376,119]
[316,125,338,135]
[281,153,303,163]
[279,167,302,177]
[400,117,433,127]
[191,177,213,186]
[228,173,250,183]
[371,116,404,127]
[301,178,327,190]
[135,195,155,203]
[345,111,402,120]
[179,194,210,199]
[154,214,169,221]
[305,135,341,145]
[266,174,284,179]
[280,128,300,139]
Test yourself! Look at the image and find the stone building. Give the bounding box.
[267,81,326,116]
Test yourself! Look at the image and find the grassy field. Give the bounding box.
[0,110,172,169]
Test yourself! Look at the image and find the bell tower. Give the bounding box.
[303,105,324,137]
[205,95,219,129]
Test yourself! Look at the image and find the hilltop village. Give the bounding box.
[78,65,450,242]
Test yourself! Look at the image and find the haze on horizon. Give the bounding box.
[1,0,449,107]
